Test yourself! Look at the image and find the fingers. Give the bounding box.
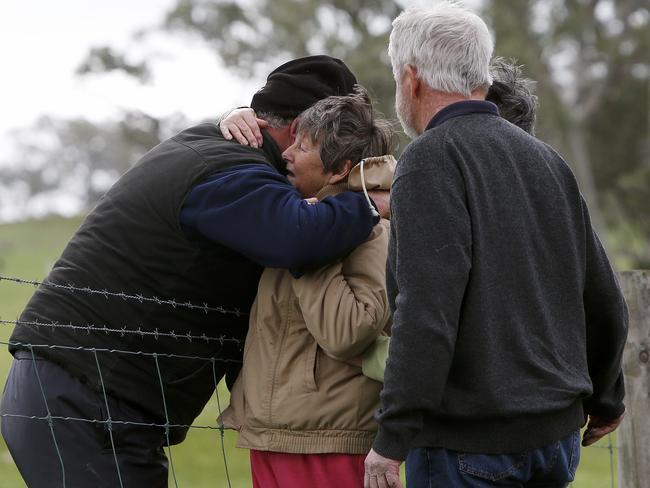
[364,473,375,488]
[220,122,233,141]
[387,473,404,488]
[582,425,614,446]
[219,108,264,147]
[238,111,263,146]
[219,116,243,144]
[222,123,247,145]
[582,428,605,447]
[582,413,625,447]
[365,450,404,488]
[236,113,262,146]
[367,473,400,488]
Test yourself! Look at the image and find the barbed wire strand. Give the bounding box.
[0,413,222,431]
[154,353,179,488]
[0,274,246,317]
[0,319,243,345]
[28,344,66,487]
[92,349,124,488]
[3,340,241,364]
[212,358,232,488]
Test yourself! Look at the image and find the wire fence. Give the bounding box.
[0,274,622,487]
[0,274,238,488]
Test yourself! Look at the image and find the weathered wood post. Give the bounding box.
[618,270,650,488]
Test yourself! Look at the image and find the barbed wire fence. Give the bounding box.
[0,274,241,488]
[0,274,622,487]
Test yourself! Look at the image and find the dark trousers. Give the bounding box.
[1,352,169,488]
[406,431,580,488]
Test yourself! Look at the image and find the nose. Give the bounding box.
[282,144,296,162]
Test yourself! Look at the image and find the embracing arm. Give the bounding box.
[292,220,391,360]
[180,164,378,270]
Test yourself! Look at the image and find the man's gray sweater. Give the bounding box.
[373,101,628,460]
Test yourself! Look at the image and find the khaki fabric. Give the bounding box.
[221,156,394,454]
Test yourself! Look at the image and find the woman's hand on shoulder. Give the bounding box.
[220,108,268,148]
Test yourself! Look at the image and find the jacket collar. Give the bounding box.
[426,100,499,131]
[316,155,397,200]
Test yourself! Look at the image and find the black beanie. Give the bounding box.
[250,55,357,118]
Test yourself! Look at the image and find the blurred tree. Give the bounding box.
[481,0,650,266]
[76,47,152,83]
[159,0,649,264]
[6,0,649,266]
[2,112,188,215]
[163,0,401,123]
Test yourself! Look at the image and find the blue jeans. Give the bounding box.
[405,431,580,487]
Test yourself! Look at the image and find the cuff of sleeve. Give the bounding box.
[584,401,626,420]
[372,425,410,462]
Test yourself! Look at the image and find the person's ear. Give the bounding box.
[288,118,300,143]
[328,160,353,185]
[404,64,421,99]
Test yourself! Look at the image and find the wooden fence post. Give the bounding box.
[618,270,650,488]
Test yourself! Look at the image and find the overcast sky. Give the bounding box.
[0,0,262,157]
[0,0,484,158]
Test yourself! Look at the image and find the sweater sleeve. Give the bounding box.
[292,221,391,360]
[180,164,377,270]
[373,160,472,461]
[580,197,628,419]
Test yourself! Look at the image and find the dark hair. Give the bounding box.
[296,85,395,173]
[486,58,538,135]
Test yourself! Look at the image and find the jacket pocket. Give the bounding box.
[458,452,527,482]
[304,341,319,392]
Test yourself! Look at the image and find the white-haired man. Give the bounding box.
[364,3,627,487]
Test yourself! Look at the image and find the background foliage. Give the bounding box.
[0,1,646,485]
[3,0,648,267]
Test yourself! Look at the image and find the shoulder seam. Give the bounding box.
[171,136,209,166]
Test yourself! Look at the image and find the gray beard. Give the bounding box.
[395,92,420,140]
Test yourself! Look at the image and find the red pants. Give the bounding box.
[250,450,366,488]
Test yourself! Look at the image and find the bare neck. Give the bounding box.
[415,89,487,134]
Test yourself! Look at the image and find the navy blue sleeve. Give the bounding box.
[180,164,377,270]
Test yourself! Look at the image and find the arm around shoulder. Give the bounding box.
[181,164,377,270]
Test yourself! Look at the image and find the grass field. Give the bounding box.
[0,216,618,487]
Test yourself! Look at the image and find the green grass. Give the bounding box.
[0,216,618,487]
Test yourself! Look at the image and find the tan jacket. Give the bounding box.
[221,156,395,454]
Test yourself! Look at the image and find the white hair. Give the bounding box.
[388,1,494,97]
